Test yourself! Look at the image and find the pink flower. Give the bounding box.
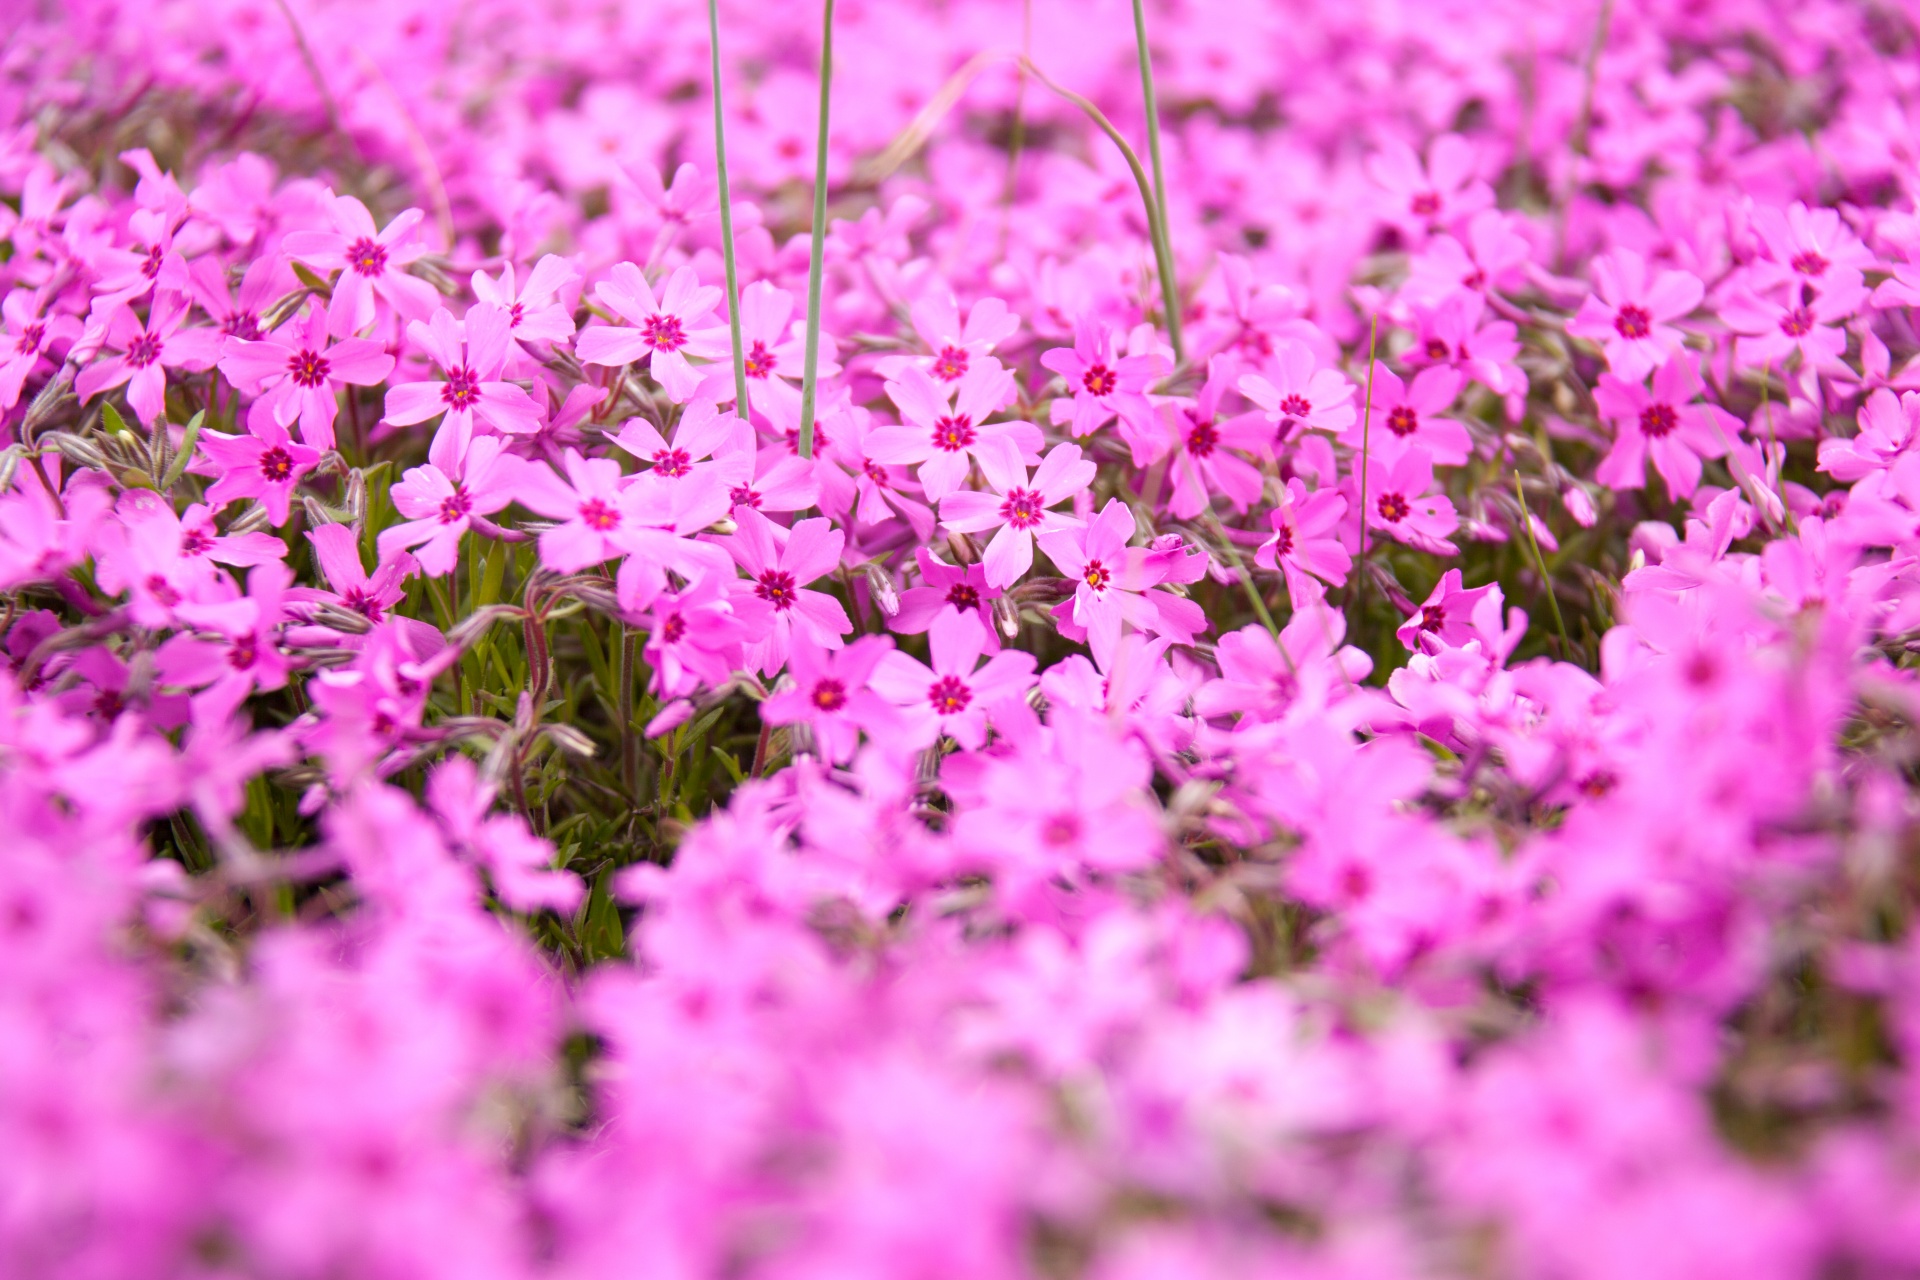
[877,291,1021,385]
[721,509,852,674]
[891,548,1003,650]
[472,254,580,357]
[1361,445,1458,553]
[1395,568,1501,654]
[198,413,322,526]
[1342,365,1471,466]
[281,194,440,337]
[1748,202,1872,297]
[1367,133,1493,242]
[609,398,745,488]
[868,362,1032,502]
[1237,340,1357,441]
[1721,278,1867,375]
[1164,358,1274,520]
[512,448,641,572]
[576,263,727,402]
[871,608,1037,749]
[378,433,522,576]
[636,573,763,697]
[1039,498,1207,665]
[157,560,296,721]
[383,304,543,460]
[1255,478,1351,606]
[939,439,1095,589]
[218,306,394,450]
[1041,320,1165,454]
[1592,356,1736,499]
[1566,249,1703,383]
[74,292,223,427]
[714,280,837,428]
[759,633,899,763]
[0,290,80,413]
[1402,209,1532,306]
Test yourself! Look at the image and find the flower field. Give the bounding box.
[4,0,1920,1274]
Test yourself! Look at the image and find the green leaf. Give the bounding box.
[101,401,131,438]
[290,261,333,295]
[580,866,625,963]
[159,411,205,491]
[711,745,745,787]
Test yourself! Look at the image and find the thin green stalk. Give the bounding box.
[1512,472,1572,658]
[795,0,836,460]
[1129,0,1182,363]
[708,0,752,420]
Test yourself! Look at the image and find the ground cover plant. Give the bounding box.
[5,0,1920,1274]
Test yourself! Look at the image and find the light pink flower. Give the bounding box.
[576,263,727,402]
[218,306,393,450]
[1566,249,1703,383]
[939,439,1095,589]
[282,194,440,337]
[871,608,1037,750]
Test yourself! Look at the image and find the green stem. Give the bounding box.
[1354,314,1379,607]
[1512,472,1572,659]
[708,0,752,421]
[1129,0,1182,363]
[795,0,836,460]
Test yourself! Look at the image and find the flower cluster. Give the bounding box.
[4,0,1920,1276]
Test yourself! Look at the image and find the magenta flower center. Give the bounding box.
[508,302,525,328]
[16,322,46,355]
[1790,250,1828,277]
[1041,813,1081,846]
[438,488,473,524]
[1377,492,1410,523]
[998,486,1046,530]
[1186,416,1219,456]
[126,332,163,369]
[730,484,762,509]
[932,414,975,452]
[927,674,972,715]
[287,348,331,388]
[145,573,181,607]
[1425,338,1450,360]
[658,613,687,644]
[744,340,777,379]
[1419,604,1446,632]
[862,458,889,485]
[258,446,294,482]
[811,679,848,712]
[651,448,692,478]
[227,634,260,670]
[1779,307,1813,337]
[1084,559,1111,591]
[1409,191,1441,218]
[222,312,261,340]
[642,313,687,353]
[180,527,215,557]
[1269,524,1294,557]
[140,244,164,279]
[1613,304,1652,340]
[1082,364,1117,397]
[1279,393,1312,419]
[932,345,969,380]
[946,583,980,610]
[341,586,384,622]
[578,498,621,531]
[1640,403,1678,438]
[346,237,389,277]
[755,569,798,610]
[441,365,481,410]
[1386,405,1419,437]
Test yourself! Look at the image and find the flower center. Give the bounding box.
[1639,403,1678,438]
[1578,769,1617,798]
[227,634,259,670]
[1279,393,1311,419]
[258,447,294,482]
[659,613,687,644]
[641,312,687,353]
[287,348,331,388]
[927,674,972,715]
[1386,405,1419,437]
[1083,559,1111,591]
[1419,604,1446,632]
[1462,267,1488,291]
[811,679,848,711]
[180,528,215,557]
[346,237,389,277]
[1779,307,1813,337]
[1269,524,1294,557]
[1376,492,1410,523]
[946,583,980,610]
[222,312,261,341]
[578,498,621,531]
[755,569,798,610]
[16,322,46,354]
[1081,363,1117,397]
[1613,304,1652,340]
[140,244,164,279]
[730,484,762,509]
[126,333,163,369]
[1409,191,1441,218]
[441,365,481,410]
[1424,339,1450,360]
[998,486,1046,530]
[508,302,525,328]
[862,458,889,485]
[651,448,692,478]
[145,573,181,607]
[784,424,830,455]
[1186,416,1219,456]
[438,488,473,524]
[341,586,384,621]
[1789,251,1828,278]
[744,340,777,379]
[932,414,976,452]
[932,345,969,380]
